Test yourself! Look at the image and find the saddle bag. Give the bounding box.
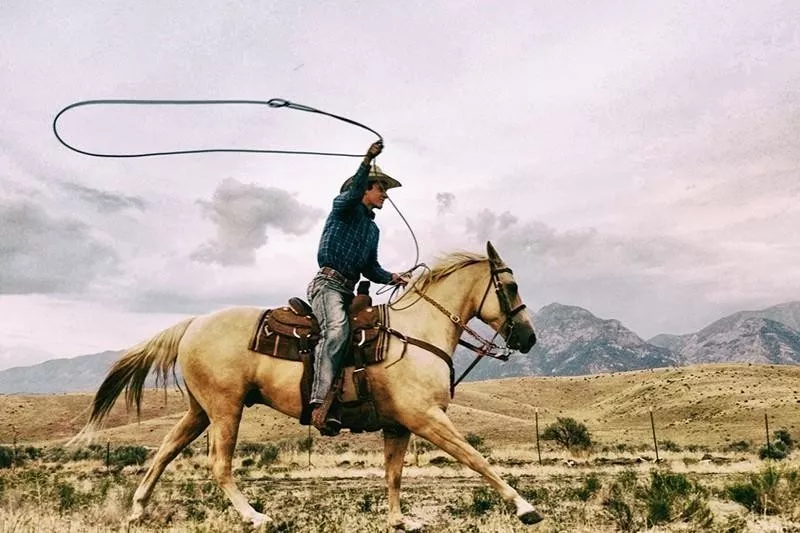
[255,306,320,360]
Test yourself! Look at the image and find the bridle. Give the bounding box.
[412,262,528,385]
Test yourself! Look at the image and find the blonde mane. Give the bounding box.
[407,251,488,295]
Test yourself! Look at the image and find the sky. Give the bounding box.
[1,1,799,371]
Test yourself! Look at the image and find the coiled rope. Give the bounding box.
[53,97,420,268]
[52,98,382,158]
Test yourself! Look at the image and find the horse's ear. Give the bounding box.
[486,241,502,265]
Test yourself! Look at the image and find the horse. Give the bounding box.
[77,241,542,530]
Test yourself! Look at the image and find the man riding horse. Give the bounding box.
[308,140,409,433]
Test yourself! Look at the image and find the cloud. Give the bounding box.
[436,192,455,215]
[455,208,760,336]
[191,179,324,266]
[0,199,118,294]
[60,183,146,212]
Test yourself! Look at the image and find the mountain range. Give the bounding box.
[2,301,800,394]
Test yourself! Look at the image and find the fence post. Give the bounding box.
[11,425,17,471]
[307,425,312,468]
[413,435,419,467]
[106,441,111,472]
[765,411,771,456]
[535,408,542,465]
[650,407,659,462]
[206,432,210,456]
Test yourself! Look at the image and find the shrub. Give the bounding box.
[358,493,375,513]
[726,465,782,514]
[58,482,80,514]
[774,429,794,449]
[541,417,592,451]
[660,440,682,452]
[297,436,314,453]
[575,474,601,501]
[759,429,795,461]
[465,433,489,453]
[258,444,280,467]
[638,471,711,528]
[469,486,502,516]
[602,482,638,532]
[110,445,149,467]
[21,446,41,460]
[0,446,13,469]
[723,440,750,453]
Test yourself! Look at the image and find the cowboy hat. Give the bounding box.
[340,164,402,193]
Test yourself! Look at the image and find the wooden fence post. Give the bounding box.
[650,407,659,462]
[765,411,771,455]
[307,425,312,468]
[535,408,542,465]
[11,425,17,471]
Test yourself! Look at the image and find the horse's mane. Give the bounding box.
[409,251,488,295]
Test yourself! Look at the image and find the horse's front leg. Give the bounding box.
[403,407,543,525]
[383,427,422,531]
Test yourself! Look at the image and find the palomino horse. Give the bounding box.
[78,242,542,530]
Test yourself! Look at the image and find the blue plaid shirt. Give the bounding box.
[316,162,393,284]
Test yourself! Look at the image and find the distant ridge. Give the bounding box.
[0,350,121,394]
[3,301,800,393]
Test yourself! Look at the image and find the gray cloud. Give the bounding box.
[460,208,737,337]
[191,179,324,266]
[60,182,146,212]
[0,200,118,294]
[436,192,455,215]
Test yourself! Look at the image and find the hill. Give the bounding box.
[3,364,799,451]
[649,302,800,365]
[0,350,122,394]
[454,303,678,381]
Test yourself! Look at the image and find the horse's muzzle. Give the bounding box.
[508,328,536,353]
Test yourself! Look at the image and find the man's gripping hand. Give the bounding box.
[366,140,384,160]
[391,272,411,287]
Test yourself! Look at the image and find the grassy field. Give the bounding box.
[2,363,800,531]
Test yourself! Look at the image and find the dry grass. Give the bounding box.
[3,363,800,531]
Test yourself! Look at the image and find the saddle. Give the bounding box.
[248,284,395,433]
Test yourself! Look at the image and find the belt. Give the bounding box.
[319,266,357,292]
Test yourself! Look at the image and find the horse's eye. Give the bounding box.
[506,283,518,295]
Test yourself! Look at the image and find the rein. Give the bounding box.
[394,262,527,388]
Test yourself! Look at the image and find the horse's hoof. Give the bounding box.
[251,512,272,528]
[518,509,544,525]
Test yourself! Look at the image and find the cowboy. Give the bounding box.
[308,140,407,433]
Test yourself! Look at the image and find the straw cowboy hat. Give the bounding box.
[340,164,402,193]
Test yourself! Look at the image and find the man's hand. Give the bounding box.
[366,140,384,160]
[391,272,410,287]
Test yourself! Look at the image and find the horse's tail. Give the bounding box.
[73,318,195,442]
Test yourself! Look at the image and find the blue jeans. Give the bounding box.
[307,272,353,404]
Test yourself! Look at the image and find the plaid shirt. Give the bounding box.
[316,162,392,285]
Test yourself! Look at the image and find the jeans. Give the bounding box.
[307,271,353,404]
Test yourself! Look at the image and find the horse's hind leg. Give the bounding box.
[403,407,543,525]
[383,428,422,531]
[207,405,271,527]
[129,392,209,523]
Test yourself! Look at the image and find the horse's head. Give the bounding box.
[476,241,537,353]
